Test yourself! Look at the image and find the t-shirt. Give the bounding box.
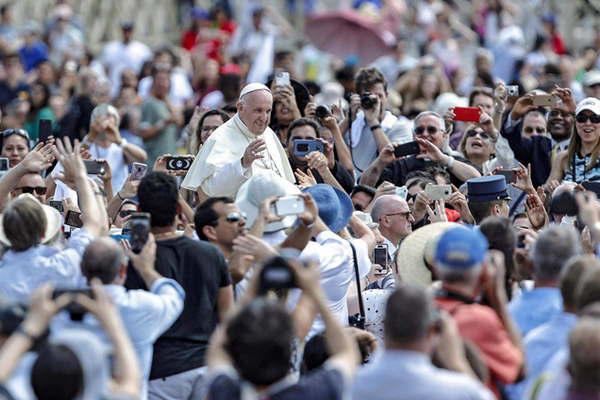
[206,367,345,400]
[124,236,231,379]
[140,96,178,167]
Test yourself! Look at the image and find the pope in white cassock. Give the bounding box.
[181,83,295,197]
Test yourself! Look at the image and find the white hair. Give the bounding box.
[90,103,120,126]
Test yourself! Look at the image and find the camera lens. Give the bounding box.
[298,144,308,152]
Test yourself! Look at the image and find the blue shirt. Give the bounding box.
[352,350,493,400]
[508,287,563,337]
[53,278,185,400]
[505,312,577,400]
[0,229,94,303]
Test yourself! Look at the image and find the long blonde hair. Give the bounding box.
[561,124,600,175]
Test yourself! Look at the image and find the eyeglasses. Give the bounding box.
[465,130,491,140]
[225,212,246,223]
[576,113,600,124]
[1,129,30,140]
[119,209,135,218]
[414,125,440,136]
[548,110,574,119]
[16,186,46,195]
[385,211,412,219]
[523,126,546,134]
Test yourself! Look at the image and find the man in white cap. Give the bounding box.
[182,83,294,198]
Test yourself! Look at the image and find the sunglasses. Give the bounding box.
[523,126,545,134]
[2,128,30,140]
[576,113,600,124]
[548,110,574,119]
[16,186,46,195]
[385,211,411,219]
[465,130,491,140]
[414,125,440,136]
[119,209,135,218]
[225,212,246,223]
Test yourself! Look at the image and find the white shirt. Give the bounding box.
[0,229,94,303]
[101,40,152,97]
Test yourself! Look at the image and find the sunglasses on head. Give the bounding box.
[1,129,30,140]
[523,126,545,134]
[576,113,600,124]
[225,212,246,223]
[16,186,46,195]
[119,209,135,218]
[414,125,439,136]
[465,129,491,140]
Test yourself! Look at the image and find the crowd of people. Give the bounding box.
[0,0,599,399]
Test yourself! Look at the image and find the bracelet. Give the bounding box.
[369,124,381,132]
[15,325,39,342]
[117,192,125,201]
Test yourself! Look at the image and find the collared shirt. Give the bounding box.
[506,312,577,400]
[508,287,563,337]
[0,228,94,303]
[352,350,494,400]
[52,278,185,400]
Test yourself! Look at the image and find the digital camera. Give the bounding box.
[360,92,377,109]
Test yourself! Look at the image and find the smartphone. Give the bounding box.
[129,212,151,254]
[506,85,519,97]
[110,233,131,242]
[274,71,290,87]
[38,119,53,142]
[274,196,305,216]
[494,169,518,184]
[83,159,105,175]
[131,162,148,180]
[453,107,481,122]
[394,141,420,158]
[49,200,64,213]
[373,244,388,267]
[64,210,83,228]
[395,186,408,200]
[165,156,194,171]
[293,139,324,158]
[425,184,452,201]
[532,94,557,107]
[0,157,9,171]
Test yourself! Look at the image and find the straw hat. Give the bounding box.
[395,222,460,287]
[0,194,62,246]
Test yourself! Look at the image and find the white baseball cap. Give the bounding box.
[576,97,600,116]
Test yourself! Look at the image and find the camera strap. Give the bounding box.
[348,241,366,321]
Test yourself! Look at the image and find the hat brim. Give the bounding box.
[303,185,353,233]
[0,204,62,247]
[395,222,460,287]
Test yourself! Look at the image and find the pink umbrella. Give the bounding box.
[304,11,394,66]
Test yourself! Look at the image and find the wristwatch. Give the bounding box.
[369,124,382,132]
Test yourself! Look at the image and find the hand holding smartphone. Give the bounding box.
[453,107,481,122]
[393,141,420,158]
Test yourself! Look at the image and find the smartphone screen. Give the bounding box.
[494,169,518,184]
[394,141,420,158]
[38,119,53,142]
[83,160,105,175]
[65,210,83,228]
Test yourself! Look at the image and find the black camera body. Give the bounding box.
[315,105,331,119]
[360,92,377,110]
[258,256,296,293]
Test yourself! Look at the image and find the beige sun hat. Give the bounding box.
[395,222,460,287]
[0,193,62,246]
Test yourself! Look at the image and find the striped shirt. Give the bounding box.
[564,153,600,183]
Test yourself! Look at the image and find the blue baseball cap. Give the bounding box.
[434,226,488,270]
[467,175,510,203]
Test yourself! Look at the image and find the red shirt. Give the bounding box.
[436,297,523,398]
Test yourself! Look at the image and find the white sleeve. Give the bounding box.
[201,158,252,197]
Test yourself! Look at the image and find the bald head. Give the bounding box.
[371,195,409,222]
[371,195,413,242]
[81,238,126,284]
[237,89,273,135]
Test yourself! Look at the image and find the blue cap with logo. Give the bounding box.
[467,175,510,203]
[434,226,488,270]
